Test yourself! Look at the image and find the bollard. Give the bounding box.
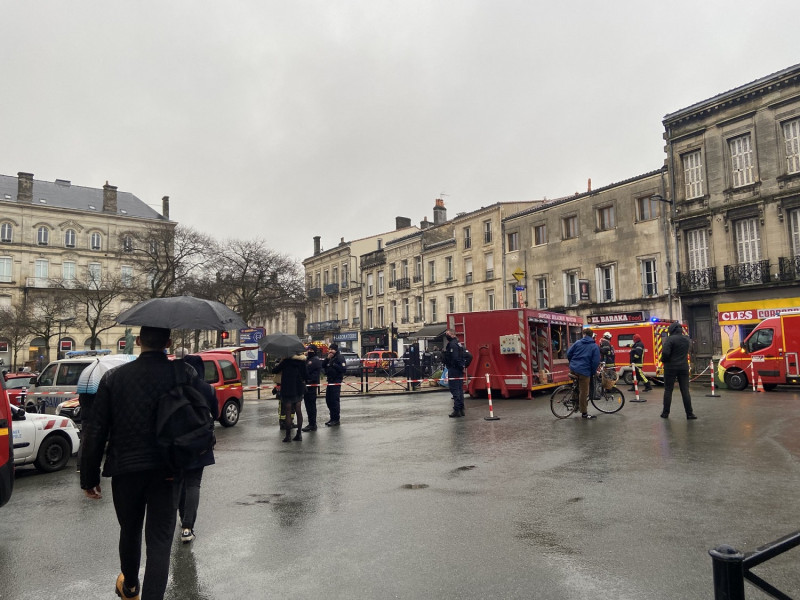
[709,545,745,600]
[629,364,644,402]
[484,373,500,421]
[751,362,756,392]
[706,359,720,397]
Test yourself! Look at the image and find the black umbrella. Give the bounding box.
[258,332,306,358]
[116,296,246,331]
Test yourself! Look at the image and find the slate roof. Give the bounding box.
[0,173,167,221]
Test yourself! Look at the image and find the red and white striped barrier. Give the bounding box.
[705,359,720,397]
[484,373,500,421]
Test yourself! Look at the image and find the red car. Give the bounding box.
[3,373,36,409]
[0,377,14,506]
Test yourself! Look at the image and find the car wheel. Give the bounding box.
[219,399,240,427]
[724,370,748,391]
[33,435,71,473]
[622,371,634,386]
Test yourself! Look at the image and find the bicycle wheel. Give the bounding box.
[550,385,578,419]
[591,386,625,414]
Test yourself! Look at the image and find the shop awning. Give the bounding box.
[410,323,447,339]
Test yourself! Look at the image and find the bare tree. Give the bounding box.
[60,268,131,350]
[0,303,31,370]
[207,239,305,326]
[130,224,217,298]
[25,292,75,362]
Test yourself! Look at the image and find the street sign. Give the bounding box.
[515,285,525,291]
[239,327,265,369]
[512,268,525,282]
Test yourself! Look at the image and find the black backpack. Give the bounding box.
[463,348,473,368]
[155,361,215,473]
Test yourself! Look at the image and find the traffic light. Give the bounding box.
[220,331,229,341]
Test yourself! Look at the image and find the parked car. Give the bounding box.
[192,349,245,427]
[339,350,362,377]
[0,380,13,505]
[362,350,405,376]
[10,404,80,472]
[2,374,36,408]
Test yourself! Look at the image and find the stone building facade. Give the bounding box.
[0,172,172,367]
[503,170,673,323]
[665,63,800,360]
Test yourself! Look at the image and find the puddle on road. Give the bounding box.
[402,483,429,489]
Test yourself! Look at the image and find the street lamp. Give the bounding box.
[651,194,675,320]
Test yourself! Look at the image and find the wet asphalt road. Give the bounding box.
[2,383,800,600]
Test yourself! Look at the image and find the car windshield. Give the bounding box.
[4,378,32,389]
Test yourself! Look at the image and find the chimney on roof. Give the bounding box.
[396,216,411,230]
[377,238,382,250]
[103,181,118,214]
[17,172,33,203]
[588,178,592,192]
[420,216,431,230]
[313,236,321,256]
[433,198,446,225]
[162,196,170,219]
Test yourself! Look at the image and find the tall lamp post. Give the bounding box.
[652,194,675,321]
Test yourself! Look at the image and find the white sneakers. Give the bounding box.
[181,528,195,543]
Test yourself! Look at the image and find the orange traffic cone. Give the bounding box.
[755,375,765,393]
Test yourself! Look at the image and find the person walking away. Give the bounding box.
[177,354,218,544]
[273,352,309,441]
[660,322,697,420]
[322,343,346,426]
[629,334,653,392]
[80,326,211,600]
[302,346,322,432]
[422,349,433,378]
[443,330,466,418]
[567,328,601,419]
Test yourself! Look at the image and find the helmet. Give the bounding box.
[602,332,612,340]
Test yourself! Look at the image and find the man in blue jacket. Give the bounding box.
[567,328,601,419]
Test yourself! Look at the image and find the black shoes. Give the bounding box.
[581,413,596,419]
[449,410,464,418]
[660,413,669,418]
[325,420,340,426]
[686,414,698,420]
[302,425,317,432]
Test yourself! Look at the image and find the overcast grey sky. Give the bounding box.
[3,1,799,260]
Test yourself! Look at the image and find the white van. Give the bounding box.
[26,351,110,413]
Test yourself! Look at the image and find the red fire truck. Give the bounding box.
[587,318,686,385]
[447,308,584,398]
[718,311,800,390]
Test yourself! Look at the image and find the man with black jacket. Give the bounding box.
[444,329,466,418]
[322,343,346,426]
[302,345,323,431]
[628,334,653,392]
[80,326,211,600]
[660,322,697,420]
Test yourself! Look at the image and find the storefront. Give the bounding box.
[717,297,800,354]
[332,331,359,352]
[360,327,392,354]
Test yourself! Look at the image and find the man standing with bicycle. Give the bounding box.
[566,328,601,419]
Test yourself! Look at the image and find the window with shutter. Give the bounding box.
[687,229,709,272]
[784,119,800,174]
[735,218,761,264]
[790,209,800,256]
[682,150,704,199]
[730,135,754,187]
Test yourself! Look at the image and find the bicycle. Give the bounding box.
[550,364,626,418]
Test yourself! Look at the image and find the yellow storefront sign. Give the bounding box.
[717,297,800,353]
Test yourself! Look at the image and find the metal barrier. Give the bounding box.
[710,531,800,599]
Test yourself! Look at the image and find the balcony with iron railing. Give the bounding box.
[388,280,396,288]
[778,256,800,281]
[324,282,339,295]
[465,273,473,284]
[413,316,423,322]
[413,275,422,283]
[307,319,342,334]
[351,317,361,327]
[723,260,770,288]
[395,277,411,290]
[676,267,717,293]
[401,317,410,324]
[308,287,321,299]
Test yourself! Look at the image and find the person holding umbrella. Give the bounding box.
[272,350,308,442]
